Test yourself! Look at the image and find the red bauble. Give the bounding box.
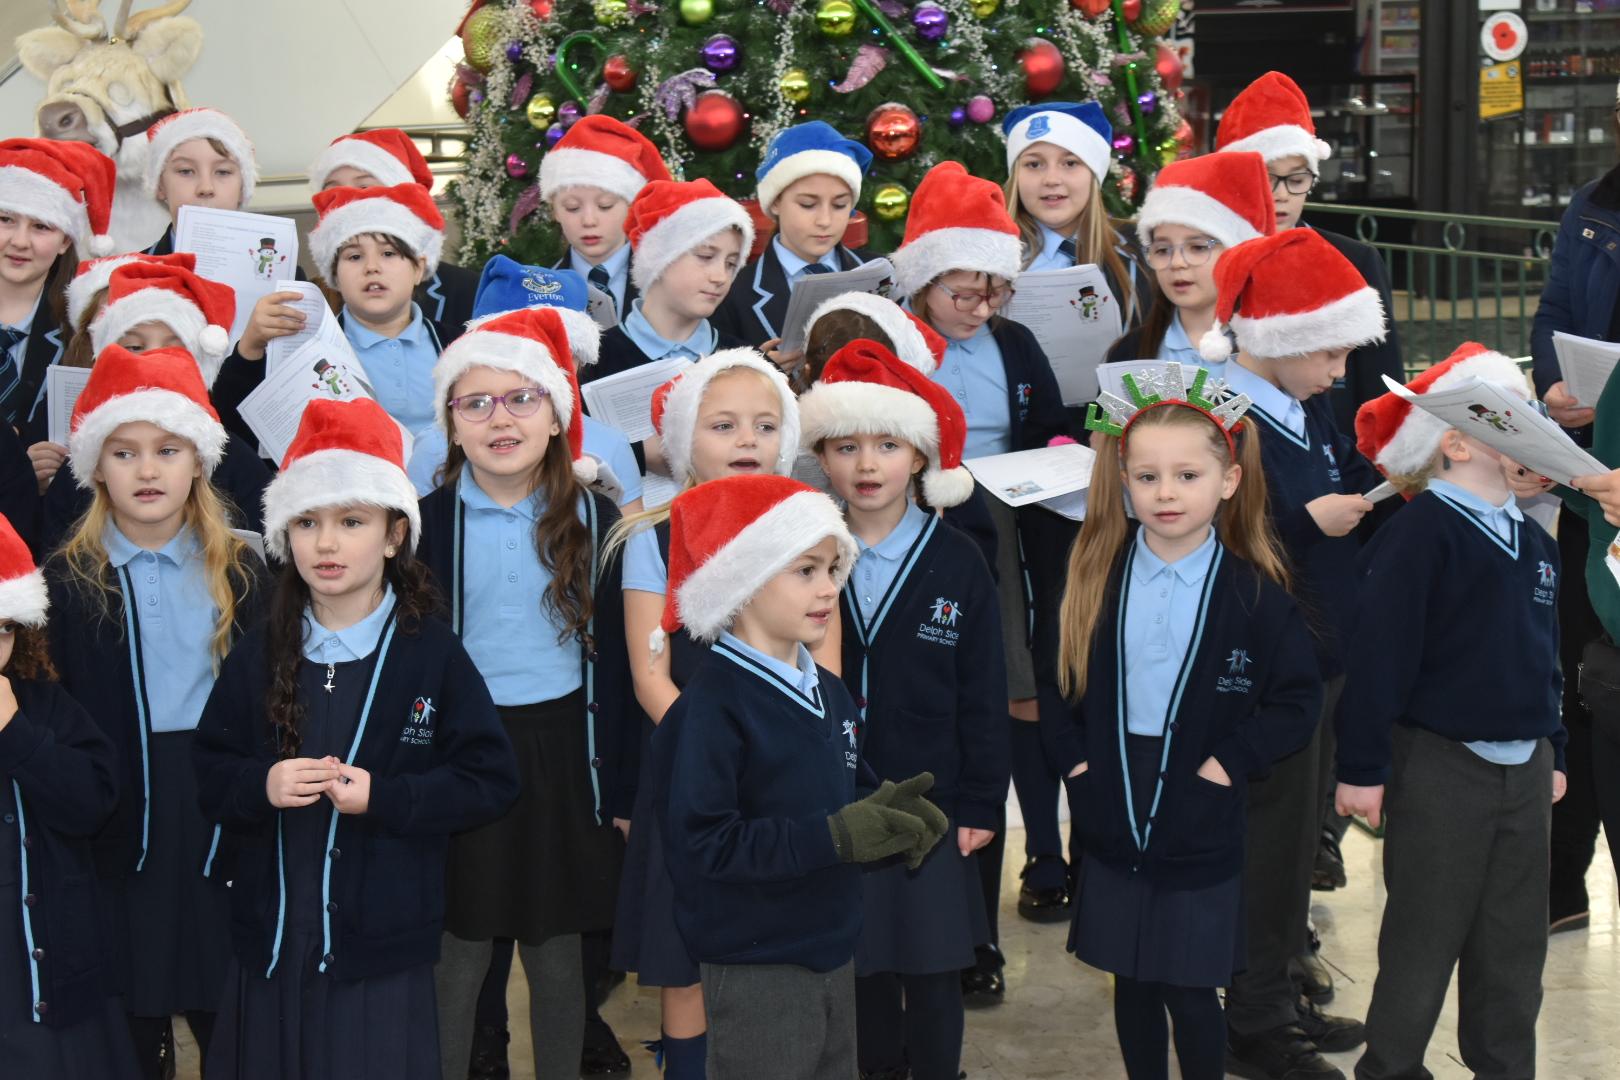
[529,0,553,16]
[1019,39,1065,99]
[865,104,922,161]
[1070,0,1109,14]
[684,90,746,151]
[604,55,638,92]
[1155,43,1184,93]
[1121,0,1142,21]
[452,79,474,120]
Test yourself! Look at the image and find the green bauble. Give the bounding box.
[680,0,715,24]
[969,0,998,17]
[871,183,910,221]
[1129,0,1179,37]
[595,0,630,23]
[780,68,812,103]
[461,6,503,73]
[816,0,857,35]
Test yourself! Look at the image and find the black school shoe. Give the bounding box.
[1295,998,1366,1054]
[1292,934,1335,1006]
[1226,1024,1345,1080]
[858,1068,911,1080]
[1017,855,1072,922]
[468,1024,510,1080]
[961,942,1006,1002]
[1312,828,1347,891]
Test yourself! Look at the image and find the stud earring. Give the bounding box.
[386,547,397,557]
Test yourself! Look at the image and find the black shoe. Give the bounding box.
[1291,949,1335,1006]
[158,1023,177,1080]
[581,1041,631,1075]
[858,1069,911,1080]
[1312,828,1347,891]
[1017,855,1071,922]
[961,942,1006,1001]
[1295,998,1365,1054]
[1226,1025,1345,1080]
[468,1024,510,1080]
[594,966,627,1006]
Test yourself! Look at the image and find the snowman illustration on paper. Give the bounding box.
[250,238,287,280]
[311,358,352,397]
[1070,285,1104,322]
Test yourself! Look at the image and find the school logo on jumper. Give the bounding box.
[918,597,963,646]
[1015,383,1032,407]
[1321,442,1341,482]
[930,597,961,625]
[1534,560,1557,606]
[1217,649,1253,693]
[842,718,858,748]
[1026,115,1051,139]
[401,697,435,745]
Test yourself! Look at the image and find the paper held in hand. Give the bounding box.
[46,365,93,447]
[1002,264,1123,407]
[1364,481,1399,504]
[1552,332,1620,407]
[579,356,692,443]
[587,284,620,329]
[265,281,356,373]
[237,338,384,466]
[775,258,896,353]
[1380,373,1606,486]
[175,206,300,346]
[963,443,1098,520]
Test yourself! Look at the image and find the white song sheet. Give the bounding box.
[1552,332,1620,407]
[238,339,377,465]
[1002,264,1122,406]
[776,258,896,352]
[265,281,356,374]
[579,357,692,443]
[175,206,300,346]
[587,285,620,329]
[963,443,1098,508]
[45,365,93,447]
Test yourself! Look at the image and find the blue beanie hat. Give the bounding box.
[1002,102,1113,184]
[756,121,874,213]
[473,254,591,319]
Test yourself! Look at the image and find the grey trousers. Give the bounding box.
[701,960,858,1080]
[435,931,584,1080]
[1355,726,1553,1080]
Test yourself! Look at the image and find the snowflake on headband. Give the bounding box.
[1085,362,1254,438]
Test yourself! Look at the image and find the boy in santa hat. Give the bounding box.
[1341,343,1564,1080]
[541,115,674,323]
[1201,226,1382,1080]
[1216,71,1402,430]
[141,107,259,256]
[651,473,946,1080]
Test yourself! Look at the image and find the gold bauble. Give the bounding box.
[816,0,857,36]
[871,183,910,222]
[780,68,812,104]
[595,0,630,24]
[462,6,504,73]
[969,0,998,16]
[679,0,715,24]
[526,93,558,130]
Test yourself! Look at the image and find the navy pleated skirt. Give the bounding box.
[855,816,989,977]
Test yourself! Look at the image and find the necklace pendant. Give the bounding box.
[324,663,335,693]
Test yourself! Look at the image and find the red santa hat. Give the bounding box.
[805,292,946,374]
[0,512,46,629]
[261,397,421,560]
[432,306,599,484]
[308,183,446,278]
[654,473,857,653]
[649,349,799,483]
[0,138,116,257]
[1215,71,1332,174]
[1199,229,1386,363]
[625,179,754,291]
[799,338,973,507]
[90,261,236,387]
[1355,342,1531,478]
[891,161,1022,297]
[1136,152,1276,250]
[308,129,434,193]
[68,344,227,488]
[143,108,260,206]
[68,251,196,331]
[540,115,673,205]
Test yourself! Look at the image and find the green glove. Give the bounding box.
[828,781,925,864]
[888,772,949,870]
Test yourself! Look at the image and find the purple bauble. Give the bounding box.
[545,123,567,148]
[506,153,531,179]
[913,5,948,42]
[948,106,967,127]
[506,41,525,62]
[1112,133,1135,154]
[1137,91,1157,114]
[965,95,994,124]
[470,90,486,105]
[557,100,582,128]
[702,34,740,72]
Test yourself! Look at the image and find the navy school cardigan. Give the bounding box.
[45,547,275,878]
[587,324,754,386]
[711,242,871,348]
[1035,532,1323,889]
[0,678,122,1028]
[192,612,520,981]
[415,479,639,822]
[837,513,1010,830]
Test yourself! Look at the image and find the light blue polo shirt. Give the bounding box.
[622,299,717,362]
[105,525,218,733]
[1122,527,1218,737]
[302,586,398,663]
[848,502,928,622]
[344,302,439,437]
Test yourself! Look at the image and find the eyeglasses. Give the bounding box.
[934,282,1016,312]
[449,387,549,422]
[1269,171,1315,196]
[1144,238,1223,269]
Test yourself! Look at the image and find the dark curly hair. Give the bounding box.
[4,625,58,682]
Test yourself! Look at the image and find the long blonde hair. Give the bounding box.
[59,470,257,665]
[1056,405,1287,699]
[1003,167,1141,323]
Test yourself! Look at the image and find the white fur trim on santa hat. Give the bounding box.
[0,569,48,628]
[432,328,579,439]
[659,349,798,482]
[308,139,416,194]
[68,256,140,330]
[891,227,1022,298]
[461,306,602,368]
[262,447,422,560]
[799,381,974,507]
[1230,286,1386,360]
[143,111,259,206]
[540,147,651,205]
[0,164,92,251]
[1137,186,1267,250]
[1374,355,1531,476]
[676,489,857,643]
[1219,125,1332,174]
[67,388,227,488]
[90,290,230,388]
[806,292,936,373]
[310,197,445,279]
[757,149,865,218]
[631,197,754,291]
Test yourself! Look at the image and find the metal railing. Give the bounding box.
[1302,203,1557,378]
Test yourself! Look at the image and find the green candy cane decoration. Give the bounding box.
[554,31,606,102]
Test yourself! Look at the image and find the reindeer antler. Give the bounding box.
[120,0,192,37]
[46,0,107,37]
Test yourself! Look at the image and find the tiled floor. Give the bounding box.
[173,825,1617,1079]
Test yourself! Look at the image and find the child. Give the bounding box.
[651,473,948,1080]
[894,159,1073,935]
[800,290,946,393]
[1340,344,1564,1080]
[800,338,1009,1080]
[610,346,801,1078]
[540,115,673,322]
[45,343,272,1077]
[140,107,259,255]
[592,179,754,383]
[192,395,519,1078]
[415,307,635,1080]
[1107,153,1274,367]
[308,127,481,331]
[1198,228,1381,1074]
[713,122,874,367]
[1043,362,1322,1080]
[0,509,141,1079]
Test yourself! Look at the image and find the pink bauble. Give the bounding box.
[965,95,995,124]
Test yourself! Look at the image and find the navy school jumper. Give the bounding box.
[836,513,1010,829]
[711,242,871,349]
[1035,530,1323,889]
[587,325,754,386]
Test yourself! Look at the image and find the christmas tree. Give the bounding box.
[448,0,1188,264]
